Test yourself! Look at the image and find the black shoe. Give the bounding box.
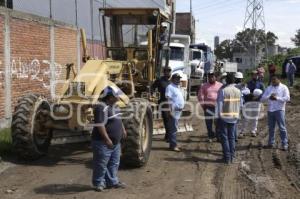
[263,144,275,149]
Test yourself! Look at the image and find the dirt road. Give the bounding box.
[1,92,300,199]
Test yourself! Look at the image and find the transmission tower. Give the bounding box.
[243,0,267,68]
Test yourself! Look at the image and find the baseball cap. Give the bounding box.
[171,73,182,79]
[102,86,122,98]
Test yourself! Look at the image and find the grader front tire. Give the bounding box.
[11,94,52,160]
[121,99,153,168]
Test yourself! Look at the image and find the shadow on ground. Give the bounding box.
[34,184,92,195]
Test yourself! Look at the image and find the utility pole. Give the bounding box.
[243,0,267,68]
[190,0,193,43]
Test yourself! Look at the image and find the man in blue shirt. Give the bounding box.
[165,73,185,152]
[92,87,127,192]
[245,70,265,137]
[152,67,171,141]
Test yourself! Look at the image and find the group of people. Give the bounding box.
[198,70,291,164]
[89,63,293,191]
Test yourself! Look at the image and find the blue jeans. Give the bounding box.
[219,120,236,162]
[204,106,218,139]
[268,111,288,147]
[287,73,295,87]
[92,140,121,187]
[168,111,181,148]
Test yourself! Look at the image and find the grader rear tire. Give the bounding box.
[11,93,52,160]
[121,98,153,167]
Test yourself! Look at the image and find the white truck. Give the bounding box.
[168,34,191,100]
[220,61,238,73]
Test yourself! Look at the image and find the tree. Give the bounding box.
[291,29,300,47]
[232,28,278,53]
[214,39,233,60]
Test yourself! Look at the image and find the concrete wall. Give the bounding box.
[0,7,82,128]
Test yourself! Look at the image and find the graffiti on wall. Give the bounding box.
[0,58,63,89]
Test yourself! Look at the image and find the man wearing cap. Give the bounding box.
[261,75,290,151]
[165,73,185,152]
[91,87,127,191]
[198,72,223,142]
[217,73,242,164]
[152,67,172,141]
[245,70,265,137]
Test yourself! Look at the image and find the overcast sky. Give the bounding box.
[176,0,299,48]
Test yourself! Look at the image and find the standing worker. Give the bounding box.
[261,75,290,150]
[234,72,250,140]
[217,73,242,164]
[152,67,172,141]
[198,72,223,142]
[246,71,265,137]
[285,59,297,87]
[165,73,185,152]
[92,87,127,191]
[268,63,276,85]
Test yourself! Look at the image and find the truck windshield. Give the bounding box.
[193,51,201,60]
[170,47,184,61]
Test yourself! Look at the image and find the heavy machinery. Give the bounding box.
[11,8,192,167]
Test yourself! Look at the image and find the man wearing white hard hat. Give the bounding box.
[261,75,290,151]
[234,72,250,139]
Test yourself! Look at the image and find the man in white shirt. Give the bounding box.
[165,73,185,152]
[260,75,290,151]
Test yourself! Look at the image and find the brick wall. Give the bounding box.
[54,27,78,94]
[0,9,80,128]
[0,15,4,119]
[10,18,51,110]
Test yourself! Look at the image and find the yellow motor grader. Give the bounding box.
[11,8,192,167]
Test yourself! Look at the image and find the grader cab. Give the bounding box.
[11,8,191,167]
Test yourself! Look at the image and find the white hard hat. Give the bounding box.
[235,72,243,79]
[221,72,227,77]
[253,89,263,97]
[161,22,168,28]
[241,88,250,96]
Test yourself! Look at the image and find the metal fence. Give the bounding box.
[12,0,109,41]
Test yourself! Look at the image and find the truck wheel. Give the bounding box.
[121,98,153,167]
[11,93,52,160]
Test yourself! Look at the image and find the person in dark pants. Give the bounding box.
[268,63,276,85]
[91,87,127,192]
[285,59,297,87]
[198,72,223,142]
[165,73,185,152]
[152,67,171,141]
[217,73,242,164]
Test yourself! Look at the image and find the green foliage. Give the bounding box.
[291,29,300,47]
[214,39,233,60]
[0,128,12,156]
[215,29,278,60]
